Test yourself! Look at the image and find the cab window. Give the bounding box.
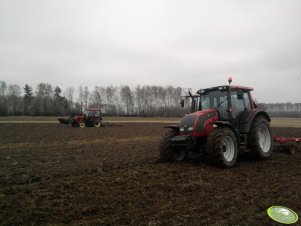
[243,92,251,110]
[88,111,96,117]
[231,91,245,118]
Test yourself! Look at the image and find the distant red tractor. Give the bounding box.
[58,108,102,128]
[159,78,273,167]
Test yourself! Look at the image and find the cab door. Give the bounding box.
[232,91,252,130]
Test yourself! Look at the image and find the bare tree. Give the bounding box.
[106,86,115,114]
[0,81,7,96]
[0,81,8,115]
[63,86,75,112]
[83,86,89,109]
[120,85,134,115]
[23,84,33,115]
[34,83,53,115]
[7,84,22,114]
[90,86,103,109]
[78,86,84,113]
[135,85,142,115]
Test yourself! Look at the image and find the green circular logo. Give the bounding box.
[267,206,299,224]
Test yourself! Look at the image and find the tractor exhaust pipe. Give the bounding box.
[189,91,196,113]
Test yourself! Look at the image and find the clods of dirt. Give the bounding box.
[0,123,300,226]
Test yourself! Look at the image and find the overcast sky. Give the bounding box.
[0,0,300,103]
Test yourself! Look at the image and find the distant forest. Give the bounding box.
[0,80,300,118]
[0,80,189,117]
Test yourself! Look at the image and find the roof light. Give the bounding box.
[228,76,232,84]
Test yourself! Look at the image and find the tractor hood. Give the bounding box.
[179,109,219,136]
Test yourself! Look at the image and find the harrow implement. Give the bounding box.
[273,136,301,154]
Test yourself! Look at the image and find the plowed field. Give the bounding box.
[1,123,301,226]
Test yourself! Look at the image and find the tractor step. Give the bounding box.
[170,135,192,144]
[239,134,248,149]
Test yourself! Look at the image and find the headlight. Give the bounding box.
[180,127,184,132]
[188,126,194,132]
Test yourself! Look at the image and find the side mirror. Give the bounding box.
[237,90,243,100]
[180,99,184,108]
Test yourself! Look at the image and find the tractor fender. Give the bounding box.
[211,121,238,137]
[239,109,271,133]
[165,125,180,133]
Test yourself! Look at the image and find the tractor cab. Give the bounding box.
[83,108,101,118]
[178,78,260,137]
[181,78,255,121]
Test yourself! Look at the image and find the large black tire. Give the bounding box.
[159,130,186,162]
[93,119,101,128]
[207,127,239,168]
[247,116,273,159]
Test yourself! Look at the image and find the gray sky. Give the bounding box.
[0,0,301,103]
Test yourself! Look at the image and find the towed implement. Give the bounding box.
[273,136,301,154]
[58,108,102,128]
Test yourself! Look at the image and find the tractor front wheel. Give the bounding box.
[247,116,273,159]
[159,130,186,162]
[207,127,238,168]
[79,122,86,128]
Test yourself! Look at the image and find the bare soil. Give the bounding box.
[1,116,301,128]
[0,123,301,226]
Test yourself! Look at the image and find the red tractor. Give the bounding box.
[71,108,102,128]
[58,108,102,128]
[159,78,273,167]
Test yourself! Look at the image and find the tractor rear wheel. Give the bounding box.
[93,120,101,128]
[207,127,238,168]
[247,116,273,159]
[159,130,186,162]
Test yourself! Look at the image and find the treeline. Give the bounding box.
[0,81,190,117]
[0,82,70,116]
[257,103,301,118]
[0,80,300,117]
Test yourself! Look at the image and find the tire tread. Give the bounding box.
[159,130,178,162]
[247,116,273,159]
[207,127,238,168]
